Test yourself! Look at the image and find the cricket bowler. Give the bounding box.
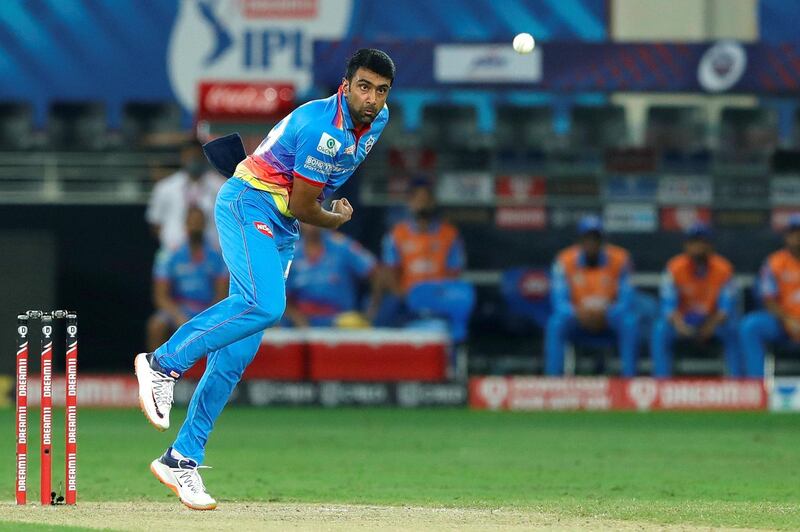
[135,49,395,510]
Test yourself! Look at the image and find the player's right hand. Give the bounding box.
[331,198,354,225]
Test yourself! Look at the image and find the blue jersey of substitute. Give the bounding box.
[287,232,376,317]
[154,243,228,316]
[233,85,388,235]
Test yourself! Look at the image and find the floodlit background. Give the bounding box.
[3,0,798,382]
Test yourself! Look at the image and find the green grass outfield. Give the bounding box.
[0,407,797,529]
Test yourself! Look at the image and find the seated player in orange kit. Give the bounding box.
[740,214,800,377]
[381,179,465,303]
[545,215,639,376]
[650,223,740,377]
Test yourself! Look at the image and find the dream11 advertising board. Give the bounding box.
[469,377,767,411]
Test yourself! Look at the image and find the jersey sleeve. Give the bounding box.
[382,231,399,267]
[446,236,466,271]
[717,278,738,316]
[550,260,574,316]
[152,249,173,281]
[291,120,338,188]
[659,269,678,316]
[759,260,778,299]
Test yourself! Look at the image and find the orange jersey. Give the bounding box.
[761,249,800,319]
[554,244,631,311]
[664,253,734,316]
[383,220,464,293]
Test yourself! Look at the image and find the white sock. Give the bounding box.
[170,448,187,461]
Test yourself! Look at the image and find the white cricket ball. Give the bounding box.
[512,32,535,54]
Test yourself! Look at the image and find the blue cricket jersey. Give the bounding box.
[153,243,228,316]
[287,231,376,318]
[233,85,388,239]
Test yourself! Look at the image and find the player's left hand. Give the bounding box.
[697,321,716,342]
[331,198,354,225]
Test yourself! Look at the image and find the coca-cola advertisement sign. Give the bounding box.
[197,81,295,120]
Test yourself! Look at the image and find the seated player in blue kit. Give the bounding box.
[284,223,379,327]
[147,206,228,351]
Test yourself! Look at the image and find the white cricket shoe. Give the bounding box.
[150,449,217,510]
[135,352,177,431]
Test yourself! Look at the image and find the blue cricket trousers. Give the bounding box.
[544,306,639,377]
[154,177,296,463]
[650,317,741,378]
[739,310,793,378]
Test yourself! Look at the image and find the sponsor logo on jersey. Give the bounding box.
[303,155,344,175]
[364,136,375,154]
[316,132,341,157]
[254,221,274,238]
[343,144,356,155]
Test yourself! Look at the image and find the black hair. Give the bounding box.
[345,48,395,84]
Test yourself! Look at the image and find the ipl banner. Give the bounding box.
[470,377,767,411]
[170,0,353,110]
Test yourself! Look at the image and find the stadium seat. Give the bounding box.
[494,105,554,151]
[569,105,628,151]
[645,105,707,153]
[121,101,183,149]
[420,104,480,151]
[772,149,800,174]
[499,268,551,331]
[419,105,491,171]
[48,101,107,150]
[719,107,778,157]
[0,102,35,150]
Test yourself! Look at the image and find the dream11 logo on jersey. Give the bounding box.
[168,0,353,112]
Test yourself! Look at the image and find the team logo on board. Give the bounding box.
[697,41,747,93]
